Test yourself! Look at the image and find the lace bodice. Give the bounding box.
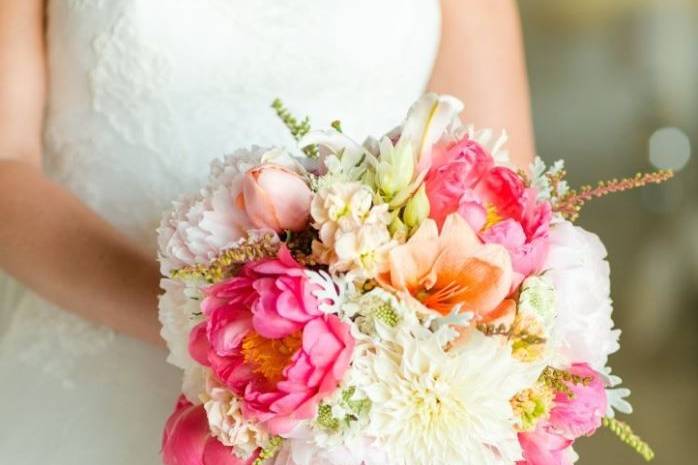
[44,0,441,244]
[0,2,440,464]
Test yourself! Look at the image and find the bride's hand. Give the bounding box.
[0,0,163,345]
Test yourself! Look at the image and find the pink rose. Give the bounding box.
[241,164,312,232]
[162,396,257,465]
[424,137,552,283]
[189,246,354,435]
[517,428,574,465]
[548,363,608,439]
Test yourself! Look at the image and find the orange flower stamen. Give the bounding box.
[241,331,303,384]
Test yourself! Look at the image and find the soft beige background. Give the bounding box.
[518,1,697,464]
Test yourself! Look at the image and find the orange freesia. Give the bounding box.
[380,214,513,318]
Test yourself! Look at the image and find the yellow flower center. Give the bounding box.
[483,204,503,231]
[241,331,303,384]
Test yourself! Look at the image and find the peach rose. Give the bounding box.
[241,164,312,232]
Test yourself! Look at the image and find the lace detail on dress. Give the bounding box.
[0,295,115,389]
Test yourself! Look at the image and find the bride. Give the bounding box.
[0,1,534,463]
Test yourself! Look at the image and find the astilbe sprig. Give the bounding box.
[554,170,674,221]
[271,98,318,158]
[170,233,279,282]
[603,417,655,461]
[539,366,592,399]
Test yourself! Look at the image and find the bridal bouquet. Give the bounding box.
[157,94,670,465]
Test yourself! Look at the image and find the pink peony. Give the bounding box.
[241,164,313,232]
[162,396,257,465]
[189,246,354,435]
[517,428,574,465]
[424,136,551,283]
[548,363,608,439]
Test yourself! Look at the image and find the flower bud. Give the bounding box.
[375,137,414,199]
[242,164,313,232]
[403,185,430,229]
[388,216,408,242]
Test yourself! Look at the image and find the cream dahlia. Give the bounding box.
[352,329,543,465]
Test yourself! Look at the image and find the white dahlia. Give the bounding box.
[352,330,542,465]
[543,221,620,371]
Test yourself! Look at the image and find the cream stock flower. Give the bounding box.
[311,182,395,279]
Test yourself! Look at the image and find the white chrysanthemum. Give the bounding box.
[544,221,620,371]
[352,330,542,465]
[311,182,394,279]
[202,381,271,460]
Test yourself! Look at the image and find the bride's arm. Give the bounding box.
[0,0,163,345]
[429,0,535,169]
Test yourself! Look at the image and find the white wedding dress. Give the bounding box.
[0,1,440,464]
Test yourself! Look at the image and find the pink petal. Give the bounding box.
[252,297,303,339]
[188,322,211,366]
[162,400,209,465]
[207,309,253,357]
[203,436,258,465]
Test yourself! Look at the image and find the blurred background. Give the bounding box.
[518,1,697,464]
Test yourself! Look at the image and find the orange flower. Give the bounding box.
[380,214,513,319]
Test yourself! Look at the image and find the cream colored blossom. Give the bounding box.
[201,377,271,460]
[311,182,395,279]
[352,328,543,465]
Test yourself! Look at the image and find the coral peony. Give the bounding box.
[241,164,312,232]
[189,246,354,435]
[162,396,257,465]
[424,136,552,283]
[548,363,607,439]
[380,213,513,319]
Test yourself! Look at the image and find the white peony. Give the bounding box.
[351,329,542,465]
[158,278,201,369]
[157,147,298,275]
[158,278,205,402]
[157,149,255,275]
[543,220,620,371]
